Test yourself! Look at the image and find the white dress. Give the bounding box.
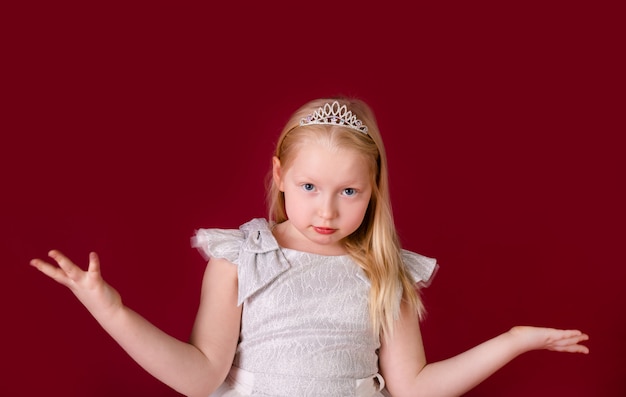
[192,218,437,397]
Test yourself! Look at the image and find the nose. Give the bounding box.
[318,194,338,220]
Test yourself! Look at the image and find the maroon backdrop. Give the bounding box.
[3,2,624,396]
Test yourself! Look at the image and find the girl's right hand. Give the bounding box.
[30,250,240,395]
[30,250,123,320]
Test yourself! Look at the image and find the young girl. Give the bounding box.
[31,98,589,397]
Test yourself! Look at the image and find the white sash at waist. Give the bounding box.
[210,365,387,397]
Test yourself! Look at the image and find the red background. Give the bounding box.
[3,2,624,396]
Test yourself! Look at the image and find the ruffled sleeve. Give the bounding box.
[191,228,244,263]
[401,250,439,288]
[191,218,291,306]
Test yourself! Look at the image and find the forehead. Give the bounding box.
[286,142,372,182]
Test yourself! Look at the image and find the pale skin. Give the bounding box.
[31,142,589,396]
[31,250,240,397]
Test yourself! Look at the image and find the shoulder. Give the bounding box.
[192,218,290,306]
[401,249,439,288]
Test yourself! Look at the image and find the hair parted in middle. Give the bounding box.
[267,97,424,338]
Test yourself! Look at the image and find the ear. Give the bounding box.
[272,156,285,192]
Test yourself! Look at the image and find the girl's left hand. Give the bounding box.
[508,326,590,354]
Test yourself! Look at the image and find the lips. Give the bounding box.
[313,226,336,235]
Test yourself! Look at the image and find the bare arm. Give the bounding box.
[379,300,589,397]
[30,250,241,397]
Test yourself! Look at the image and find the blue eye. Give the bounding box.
[302,183,315,192]
[343,188,357,196]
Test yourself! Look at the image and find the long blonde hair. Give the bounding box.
[267,98,424,338]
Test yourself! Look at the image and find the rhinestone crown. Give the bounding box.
[299,101,369,134]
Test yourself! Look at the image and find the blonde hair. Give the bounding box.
[268,97,424,338]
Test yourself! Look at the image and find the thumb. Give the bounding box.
[87,252,101,274]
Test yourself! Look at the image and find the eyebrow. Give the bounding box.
[290,173,369,187]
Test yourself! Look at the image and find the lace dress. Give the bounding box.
[192,218,437,397]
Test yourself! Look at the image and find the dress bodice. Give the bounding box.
[192,218,437,396]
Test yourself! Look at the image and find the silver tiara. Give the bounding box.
[300,101,369,134]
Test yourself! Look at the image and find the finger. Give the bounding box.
[559,329,583,338]
[48,250,84,282]
[87,252,100,274]
[552,343,590,354]
[555,331,589,344]
[30,258,71,286]
[549,333,590,353]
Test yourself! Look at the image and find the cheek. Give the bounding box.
[358,201,371,220]
[345,199,371,223]
[356,197,372,222]
[283,190,305,217]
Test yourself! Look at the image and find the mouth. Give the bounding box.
[313,226,336,235]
